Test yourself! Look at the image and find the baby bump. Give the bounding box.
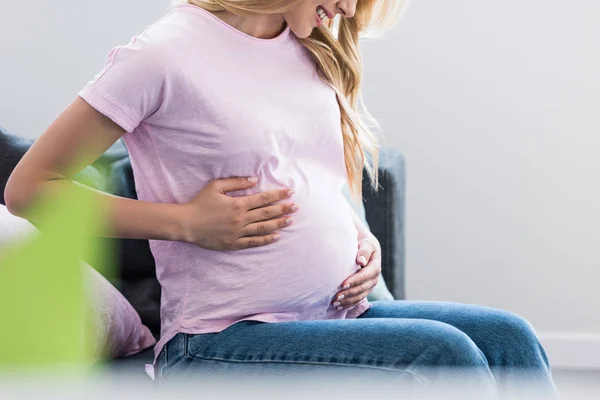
[228,195,360,315]
[172,190,361,319]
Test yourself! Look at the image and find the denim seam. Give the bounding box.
[186,355,428,384]
[159,346,169,384]
[184,334,190,358]
[161,334,189,383]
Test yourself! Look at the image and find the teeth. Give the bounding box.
[317,6,328,21]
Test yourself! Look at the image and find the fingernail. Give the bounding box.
[333,302,341,307]
[337,306,343,311]
[287,189,295,197]
[286,217,294,225]
[248,177,258,183]
[342,284,351,290]
[358,256,367,265]
[291,204,299,211]
[272,234,281,241]
[337,295,345,301]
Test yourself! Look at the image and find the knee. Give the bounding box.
[425,322,489,368]
[493,311,540,346]
[495,311,537,339]
[485,310,550,368]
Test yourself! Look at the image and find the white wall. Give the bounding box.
[362,0,600,368]
[1,0,598,368]
[0,0,170,137]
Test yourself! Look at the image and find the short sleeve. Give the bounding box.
[78,34,166,133]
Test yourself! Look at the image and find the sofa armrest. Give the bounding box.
[362,147,406,300]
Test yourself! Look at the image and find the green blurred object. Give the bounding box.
[0,185,109,369]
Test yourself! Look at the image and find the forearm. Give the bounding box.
[12,178,186,242]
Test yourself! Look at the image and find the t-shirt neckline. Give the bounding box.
[176,3,292,44]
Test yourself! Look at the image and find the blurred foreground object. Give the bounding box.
[0,186,108,370]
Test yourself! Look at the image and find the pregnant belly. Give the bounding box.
[164,191,361,320]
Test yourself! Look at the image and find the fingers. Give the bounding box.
[356,238,376,266]
[332,263,381,310]
[334,293,370,309]
[229,233,281,250]
[214,176,259,194]
[339,278,378,300]
[342,265,380,294]
[228,204,296,250]
[241,215,295,237]
[332,279,378,309]
[244,188,295,211]
[245,203,299,224]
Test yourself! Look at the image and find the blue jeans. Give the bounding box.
[156,301,557,397]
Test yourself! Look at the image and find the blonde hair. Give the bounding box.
[172,0,408,197]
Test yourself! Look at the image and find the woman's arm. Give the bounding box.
[4,97,188,241]
[4,97,296,250]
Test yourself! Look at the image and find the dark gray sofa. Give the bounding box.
[0,125,405,369]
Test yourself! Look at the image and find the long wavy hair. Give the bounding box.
[171,0,408,197]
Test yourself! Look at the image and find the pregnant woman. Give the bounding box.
[5,0,556,396]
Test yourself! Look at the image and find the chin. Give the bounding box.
[290,25,313,39]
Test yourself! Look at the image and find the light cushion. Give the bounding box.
[0,205,37,249]
[84,262,156,359]
[0,205,155,359]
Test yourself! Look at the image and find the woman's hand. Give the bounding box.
[178,177,298,251]
[332,235,382,310]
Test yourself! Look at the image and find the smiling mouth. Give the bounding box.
[316,6,329,23]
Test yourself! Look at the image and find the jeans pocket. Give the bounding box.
[160,333,189,382]
[185,332,218,359]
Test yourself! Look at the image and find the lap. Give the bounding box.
[361,300,528,326]
[158,301,502,383]
[157,301,551,397]
[360,300,538,354]
[184,315,474,361]
[359,300,530,334]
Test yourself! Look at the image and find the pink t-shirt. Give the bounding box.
[78,3,371,371]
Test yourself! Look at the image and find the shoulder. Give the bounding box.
[128,5,215,62]
[128,8,185,56]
